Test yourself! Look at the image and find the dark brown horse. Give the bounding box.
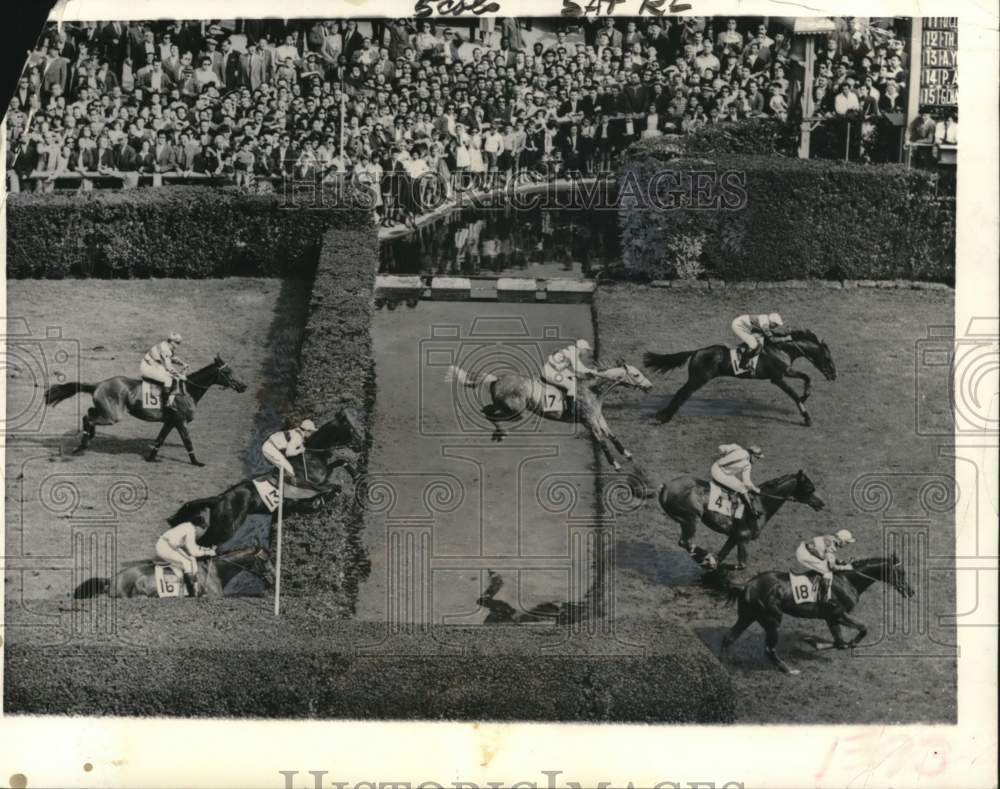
[43,356,247,466]
[167,410,365,547]
[716,555,915,674]
[658,470,825,570]
[72,545,272,599]
[644,330,837,425]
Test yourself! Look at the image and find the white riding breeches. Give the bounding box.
[731,318,761,350]
[262,442,296,479]
[543,364,577,398]
[795,543,832,579]
[711,464,749,495]
[141,360,174,387]
[155,538,197,576]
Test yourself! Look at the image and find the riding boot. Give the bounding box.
[165,381,177,408]
[740,494,759,537]
[821,576,834,607]
[183,572,198,598]
[564,395,576,419]
[146,445,159,462]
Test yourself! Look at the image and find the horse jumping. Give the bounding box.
[717,555,915,674]
[43,355,247,466]
[445,359,652,470]
[644,330,837,425]
[658,470,825,569]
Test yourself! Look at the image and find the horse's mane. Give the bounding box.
[789,329,823,345]
[853,554,900,569]
[760,471,801,489]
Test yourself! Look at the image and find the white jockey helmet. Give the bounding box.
[835,529,856,544]
[576,339,592,352]
[747,444,764,458]
[767,313,783,326]
[300,419,317,433]
[168,332,183,343]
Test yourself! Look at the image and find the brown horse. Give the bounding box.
[43,356,247,466]
[445,360,653,470]
[166,410,365,547]
[658,470,825,570]
[644,330,837,426]
[716,555,915,674]
[72,545,273,599]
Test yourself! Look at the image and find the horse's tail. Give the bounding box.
[167,495,220,526]
[73,577,110,598]
[643,350,694,374]
[445,365,498,388]
[45,381,96,407]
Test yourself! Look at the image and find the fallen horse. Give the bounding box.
[73,545,272,599]
[167,409,365,546]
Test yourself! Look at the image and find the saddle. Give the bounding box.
[730,345,760,377]
[707,480,747,519]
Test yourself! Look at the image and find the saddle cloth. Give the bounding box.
[252,477,282,512]
[539,380,566,414]
[789,572,820,604]
[729,347,759,377]
[154,564,187,598]
[708,480,746,519]
[141,379,164,410]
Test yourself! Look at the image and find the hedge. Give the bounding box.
[5,185,370,278]
[279,225,377,610]
[619,148,956,283]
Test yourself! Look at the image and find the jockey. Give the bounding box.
[795,529,856,604]
[731,313,790,369]
[154,515,215,598]
[542,338,604,416]
[711,443,764,535]
[262,419,318,483]
[141,332,187,406]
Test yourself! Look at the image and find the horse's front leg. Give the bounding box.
[598,411,631,461]
[784,368,812,401]
[145,422,173,462]
[592,425,620,470]
[175,422,206,467]
[772,377,812,426]
[838,612,869,647]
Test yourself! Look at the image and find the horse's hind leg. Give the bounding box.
[145,423,173,462]
[655,379,702,423]
[73,406,104,454]
[763,616,799,675]
[678,517,714,568]
[772,377,811,426]
[721,605,756,660]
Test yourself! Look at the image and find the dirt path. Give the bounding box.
[4,279,310,602]
[356,302,611,628]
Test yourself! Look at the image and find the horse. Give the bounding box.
[643,330,837,426]
[43,355,248,466]
[658,470,825,570]
[166,410,365,547]
[477,570,585,624]
[445,359,653,470]
[716,554,915,674]
[72,544,273,599]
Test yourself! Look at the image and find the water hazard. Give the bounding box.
[379,203,621,279]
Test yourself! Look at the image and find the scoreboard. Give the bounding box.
[920,17,958,108]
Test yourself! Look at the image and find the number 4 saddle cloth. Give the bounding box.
[707,480,746,519]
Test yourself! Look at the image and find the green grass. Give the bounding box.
[594,284,956,723]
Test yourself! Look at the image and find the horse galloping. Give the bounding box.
[716,555,915,674]
[658,470,825,570]
[43,355,248,466]
[445,359,652,470]
[644,330,837,425]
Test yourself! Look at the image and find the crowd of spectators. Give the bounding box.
[6,16,940,221]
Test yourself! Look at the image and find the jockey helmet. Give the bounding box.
[747,444,763,458]
[300,419,317,433]
[767,313,783,326]
[168,332,183,343]
[576,338,592,352]
[835,529,856,544]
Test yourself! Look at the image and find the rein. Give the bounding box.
[212,550,270,583]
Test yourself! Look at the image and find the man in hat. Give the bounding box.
[795,529,857,605]
[262,419,318,483]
